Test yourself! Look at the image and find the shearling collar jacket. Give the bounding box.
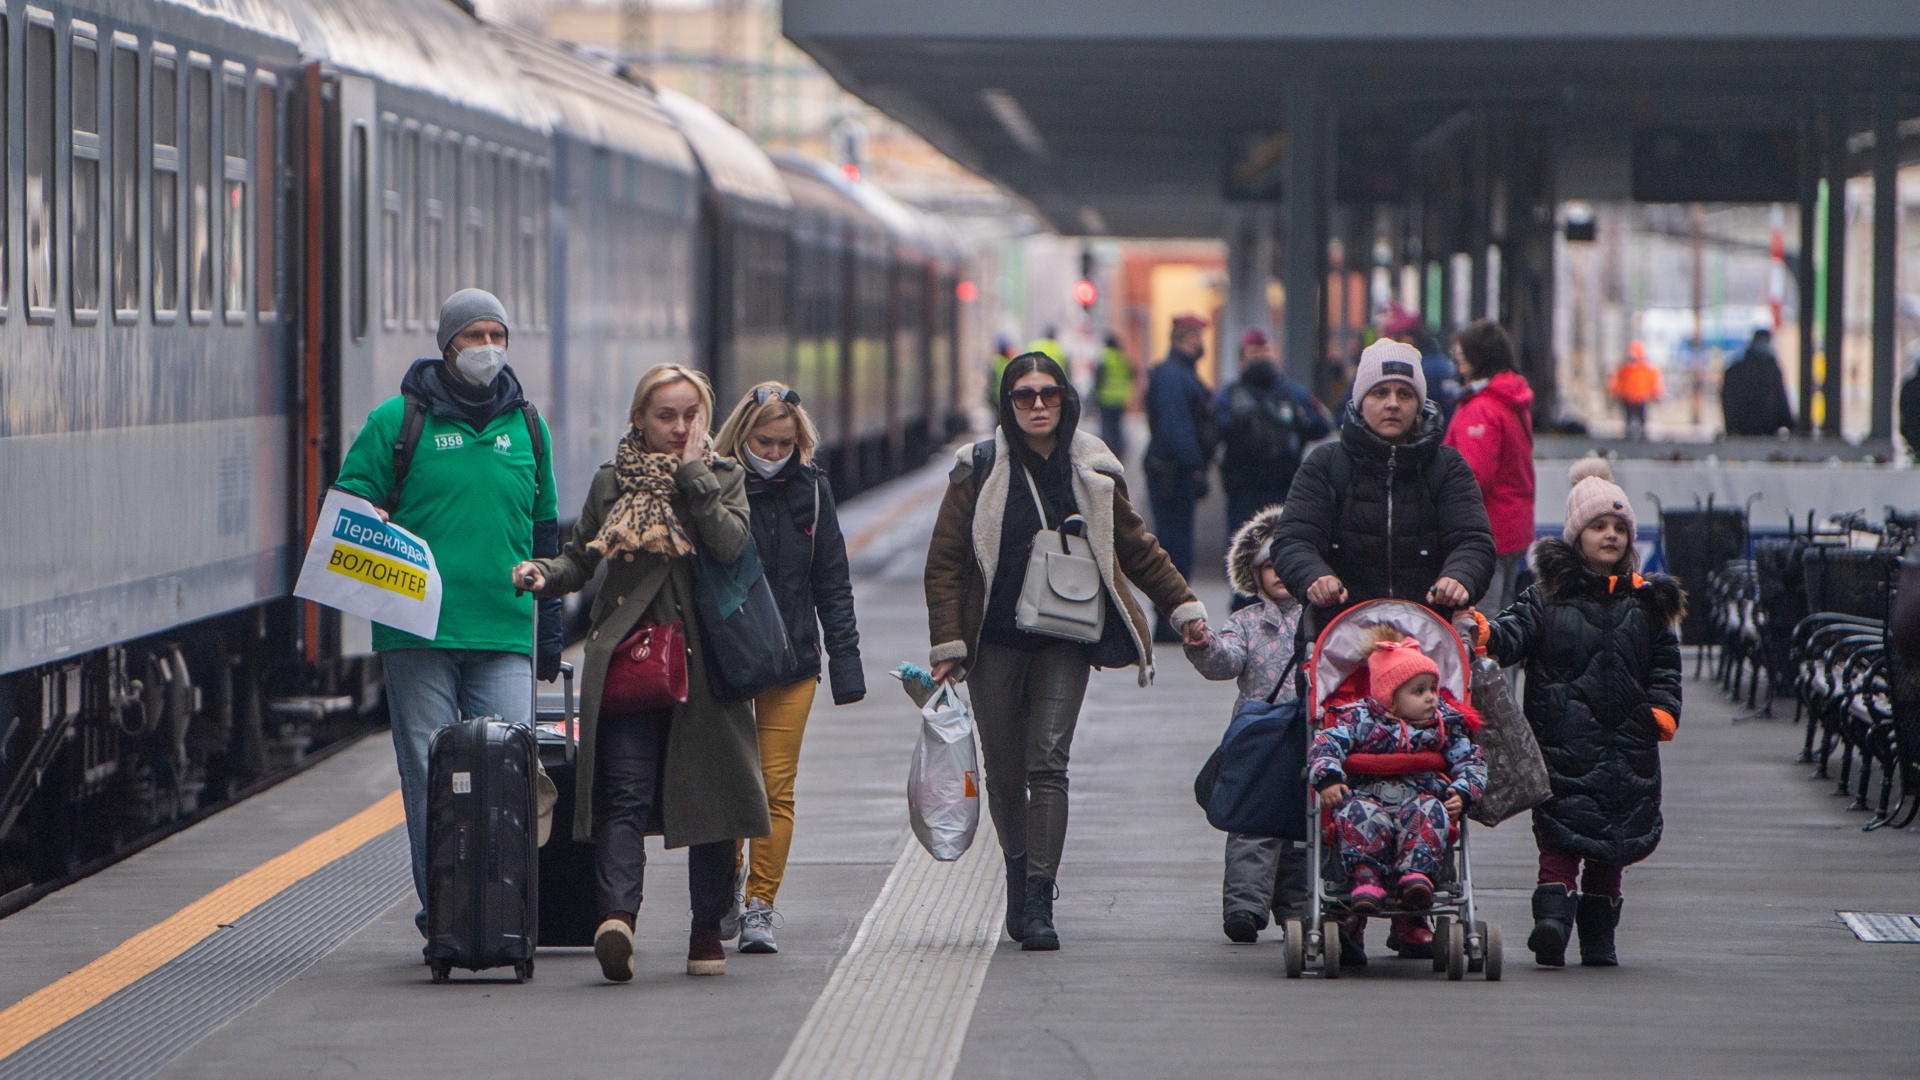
[925,427,1205,685]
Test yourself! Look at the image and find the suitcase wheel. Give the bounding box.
[514,959,534,983]
[430,962,451,984]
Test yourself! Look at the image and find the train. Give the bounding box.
[0,0,964,911]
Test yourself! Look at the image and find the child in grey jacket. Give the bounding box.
[1184,506,1309,943]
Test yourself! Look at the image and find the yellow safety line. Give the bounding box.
[0,790,405,1061]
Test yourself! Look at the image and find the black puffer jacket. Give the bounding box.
[1484,538,1685,864]
[1273,402,1495,617]
[744,459,865,705]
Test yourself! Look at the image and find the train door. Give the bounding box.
[331,74,378,656]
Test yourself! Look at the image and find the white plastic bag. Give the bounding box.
[907,684,981,861]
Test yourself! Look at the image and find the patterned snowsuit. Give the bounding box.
[1308,698,1486,879]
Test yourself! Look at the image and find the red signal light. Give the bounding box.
[1073,279,1097,307]
[955,280,978,303]
[841,162,862,182]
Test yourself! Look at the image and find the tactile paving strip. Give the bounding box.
[0,829,409,1080]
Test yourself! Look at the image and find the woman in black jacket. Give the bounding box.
[1274,338,1494,621]
[1476,457,1684,969]
[713,382,865,955]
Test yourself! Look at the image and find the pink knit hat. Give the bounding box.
[1351,338,1427,403]
[1369,636,1439,705]
[1563,456,1636,542]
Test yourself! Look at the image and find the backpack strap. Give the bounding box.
[386,393,430,512]
[521,401,546,503]
[970,439,995,498]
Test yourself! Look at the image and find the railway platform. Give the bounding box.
[0,460,1915,1080]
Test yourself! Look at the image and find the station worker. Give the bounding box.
[1143,312,1218,642]
[514,365,770,982]
[332,288,560,937]
[1094,332,1135,458]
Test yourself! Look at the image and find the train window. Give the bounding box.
[349,122,367,340]
[112,38,138,318]
[529,165,547,330]
[186,57,212,322]
[379,118,397,329]
[24,14,56,316]
[419,129,438,321]
[254,76,275,317]
[439,135,458,303]
[152,50,178,318]
[493,153,511,309]
[403,125,419,326]
[450,137,470,294]
[222,67,246,321]
[0,15,9,314]
[71,26,100,317]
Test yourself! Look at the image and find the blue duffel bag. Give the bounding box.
[1192,658,1309,841]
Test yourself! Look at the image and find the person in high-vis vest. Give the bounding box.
[1095,333,1135,457]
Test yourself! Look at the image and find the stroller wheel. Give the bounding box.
[1468,921,1485,973]
[1446,921,1467,981]
[1283,920,1305,979]
[1482,922,1503,982]
[1320,921,1343,979]
[1430,918,1451,973]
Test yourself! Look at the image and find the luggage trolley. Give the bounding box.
[1284,599,1502,981]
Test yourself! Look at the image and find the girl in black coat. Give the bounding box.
[1475,457,1684,968]
[712,382,865,956]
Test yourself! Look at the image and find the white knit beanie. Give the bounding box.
[1351,338,1427,403]
[1563,456,1635,542]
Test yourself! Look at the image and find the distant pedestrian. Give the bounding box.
[1719,329,1794,437]
[1145,313,1219,641]
[711,382,865,956]
[925,353,1208,952]
[332,288,560,942]
[1183,506,1309,943]
[1444,320,1536,615]
[513,364,768,983]
[1217,329,1330,551]
[1609,342,1662,441]
[1380,303,1460,422]
[1095,332,1136,458]
[988,335,1015,408]
[1470,457,1685,968]
[1024,326,1066,365]
[1898,353,1919,463]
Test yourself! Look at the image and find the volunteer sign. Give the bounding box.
[294,489,443,640]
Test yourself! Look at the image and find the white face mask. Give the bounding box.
[743,446,792,479]
[452,344,506,387]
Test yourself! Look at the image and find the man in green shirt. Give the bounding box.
[333,288,560,934]
[1095,332,1135,457]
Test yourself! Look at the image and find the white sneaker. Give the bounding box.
[738,898,780,954]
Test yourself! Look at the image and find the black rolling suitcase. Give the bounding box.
[535,663,600,947]
[423,646,543,982]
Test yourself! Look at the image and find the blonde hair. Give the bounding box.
[713,381,820,464]
[628,364,715,447]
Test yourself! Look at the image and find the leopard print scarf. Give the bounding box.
[588,428,701,559]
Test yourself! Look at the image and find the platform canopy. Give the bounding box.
[784,0,1920,238]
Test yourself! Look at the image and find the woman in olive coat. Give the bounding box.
[514,364,769,983]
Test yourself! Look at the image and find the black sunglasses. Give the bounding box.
[1009,386,1065,411]
[754,386,802,406]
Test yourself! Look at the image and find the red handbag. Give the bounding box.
[600,617,689,713]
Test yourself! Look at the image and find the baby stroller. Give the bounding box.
[1283,599,1503,981]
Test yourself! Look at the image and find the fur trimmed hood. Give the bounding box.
[1226,503,1289,597]
[1530,537,1687,625]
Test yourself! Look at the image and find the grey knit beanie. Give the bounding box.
[435,289,510,353]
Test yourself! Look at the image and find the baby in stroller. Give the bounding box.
[1308,626,1486,913]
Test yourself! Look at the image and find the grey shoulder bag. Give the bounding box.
[1013,467,1107,643]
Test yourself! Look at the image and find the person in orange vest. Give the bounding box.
[1609,342,1663,441]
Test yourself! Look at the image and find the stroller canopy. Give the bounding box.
[1311,599,1472,714]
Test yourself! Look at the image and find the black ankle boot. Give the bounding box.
[1021,876,1059,951]
[1575,893,1621,967]
[1003,853,1028,941]
[1527,884,1577,967]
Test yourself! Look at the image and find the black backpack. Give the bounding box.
[1222,383,1306,475]
[387,393,547,512]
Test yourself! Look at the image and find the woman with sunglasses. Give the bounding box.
[925,353,1209,951]
[710,382,865,955]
